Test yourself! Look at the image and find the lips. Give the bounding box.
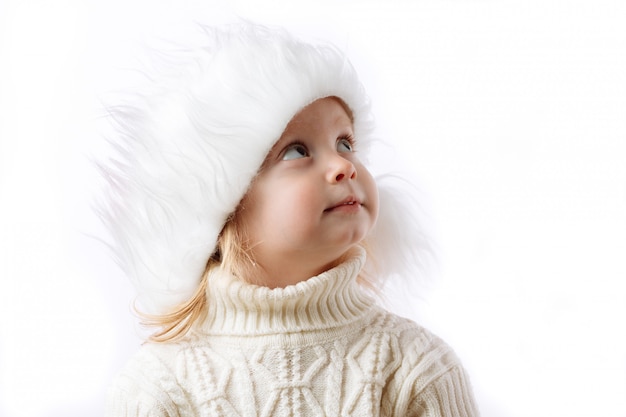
[325,196,362,212]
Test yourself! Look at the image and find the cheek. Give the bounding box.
[359,165,380,225]
[368,179,380,223]
[253,180,322,245]
[274,186,321,236]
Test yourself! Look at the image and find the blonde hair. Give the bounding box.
[138,210,254,343]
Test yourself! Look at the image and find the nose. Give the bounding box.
[326,154,357,183]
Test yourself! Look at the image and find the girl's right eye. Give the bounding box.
[282,143,309,160]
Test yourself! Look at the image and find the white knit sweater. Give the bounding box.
[106,248,479,416]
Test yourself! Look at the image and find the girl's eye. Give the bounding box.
[337,137,354,153]
[282,143,309,160]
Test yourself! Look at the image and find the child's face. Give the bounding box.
[238,97,379,287]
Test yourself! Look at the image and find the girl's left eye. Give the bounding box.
[337,137,354,153]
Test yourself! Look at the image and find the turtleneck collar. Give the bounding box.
[199,246,375,337]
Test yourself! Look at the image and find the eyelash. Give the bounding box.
[338,135,355,149]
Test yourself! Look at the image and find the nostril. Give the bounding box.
[336,173,345,181]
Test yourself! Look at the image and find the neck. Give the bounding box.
[250,247,353,289]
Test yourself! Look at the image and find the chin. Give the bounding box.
[331,242,364,263]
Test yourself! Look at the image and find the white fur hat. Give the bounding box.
[100,23,428,314]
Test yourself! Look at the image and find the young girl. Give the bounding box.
[101,23,479,417]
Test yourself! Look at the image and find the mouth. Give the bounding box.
[324,196,362,212]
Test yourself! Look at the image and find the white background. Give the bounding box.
[1,0,625,416]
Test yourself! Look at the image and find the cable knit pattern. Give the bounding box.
[106,248,479,416]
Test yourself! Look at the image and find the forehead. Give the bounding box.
[281,96,353,136]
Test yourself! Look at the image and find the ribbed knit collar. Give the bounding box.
[199,247,374,337]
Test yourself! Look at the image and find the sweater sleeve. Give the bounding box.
[104,346,183,417]
[105,372,177,417]
[408,365,480,417]
[385,323,480,417]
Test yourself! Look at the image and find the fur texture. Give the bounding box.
[99,23,429,314]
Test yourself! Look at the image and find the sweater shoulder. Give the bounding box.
[105,342,190,417]
[369,308,480,416]
[367,307,457,362]
[363,307,468,387]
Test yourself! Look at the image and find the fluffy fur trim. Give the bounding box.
[98,23,429,314]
